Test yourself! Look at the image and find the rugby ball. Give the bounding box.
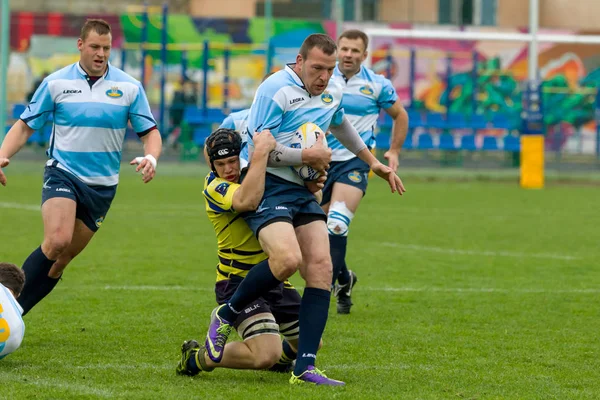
[290,122,328,181]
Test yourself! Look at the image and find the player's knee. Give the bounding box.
[253,346,282,369]
[42,235,71,259]
[270,250,302,279]
[326,201,355,237]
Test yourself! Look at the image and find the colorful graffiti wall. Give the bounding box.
[7,12,600,152]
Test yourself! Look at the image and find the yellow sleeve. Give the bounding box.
[203,174,241,213]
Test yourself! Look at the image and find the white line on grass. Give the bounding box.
[0,374,113,398]
[0,202,40,211]
[102,285,600,294]
[379,242,580,261]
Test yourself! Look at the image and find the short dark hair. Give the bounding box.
[0,263,25,298]
[339,29,369,50]
[299,34,337,60]
[81,19,112,41]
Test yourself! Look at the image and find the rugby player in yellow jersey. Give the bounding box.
[176,127,316,375]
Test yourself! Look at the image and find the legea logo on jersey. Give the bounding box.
[360,85,374,95]
[106,87,123,98]
[95,216,105,228]
[321,91,333,104]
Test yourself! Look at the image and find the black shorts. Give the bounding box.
[41,166,116,232]
[321,157,370,206]
[241,173,326,238]
[215,276,301,341]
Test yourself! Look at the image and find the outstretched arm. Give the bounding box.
[0,120,36,186]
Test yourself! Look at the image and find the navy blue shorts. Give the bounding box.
[321,157,370,206]
[215,276,301,327]
[41,166,116,232]
[241,173,326,237]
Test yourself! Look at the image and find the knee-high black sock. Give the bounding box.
[294,287,330,375]
[217,259,281,322]
[18,246,60,316]
[329,234,348,286]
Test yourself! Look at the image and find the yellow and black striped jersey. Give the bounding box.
[203,172,268,281]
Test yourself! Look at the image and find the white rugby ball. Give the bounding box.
[290,122,328,181]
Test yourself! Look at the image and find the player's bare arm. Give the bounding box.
[0,120,36,186]
[130,128,162,184]
[232,130,276,212]
[383,100,409,172]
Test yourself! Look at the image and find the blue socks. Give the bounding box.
[329,234,349,285]
[18,246,59,315]
[294,287,331,374]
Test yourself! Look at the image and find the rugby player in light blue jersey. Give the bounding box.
[219,108,250,143]
[202,33,405,386]
[0,19,162,316]
[324,29,409,314]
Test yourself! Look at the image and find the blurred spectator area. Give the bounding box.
[9,0,600,29]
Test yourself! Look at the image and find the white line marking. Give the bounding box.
[0,202,40,211]
[0,374,113,397]
[379,242,580,261]
[101,285,600,294]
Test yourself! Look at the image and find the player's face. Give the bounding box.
[297,47,337,96]
[214,156,241,183]
[337,37,367,76]
[78,31,112,76]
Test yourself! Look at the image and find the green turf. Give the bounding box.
[1,161,599,399]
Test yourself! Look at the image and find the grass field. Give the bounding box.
[1,161,599,399]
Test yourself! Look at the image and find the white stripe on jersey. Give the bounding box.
[53,125,127,153]
[0,284,25,360]
[48,78,140,107]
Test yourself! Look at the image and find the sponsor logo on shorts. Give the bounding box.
[348,171,362,183]
[275,206,287,210]
[55,187,71,193]
[244,304,260,314]
[95,216,105,228]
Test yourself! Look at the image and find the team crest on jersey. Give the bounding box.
[215,182,230,196]
[348,171,362,183]
[360,85,374,95]
[106,87,123,98]
[95,216,105,228]
[321,91,333,104]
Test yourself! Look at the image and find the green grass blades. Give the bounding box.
[0,162,599,399]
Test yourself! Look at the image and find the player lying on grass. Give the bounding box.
[176,128,324,375]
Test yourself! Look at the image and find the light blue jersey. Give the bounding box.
[329,65,397,161]
[219,109,250,143]
[247,64,345,185]
[20,62,156,186]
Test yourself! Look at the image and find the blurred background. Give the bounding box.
[1,0,600,174]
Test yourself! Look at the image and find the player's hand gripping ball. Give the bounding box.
[290,122,328,181]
